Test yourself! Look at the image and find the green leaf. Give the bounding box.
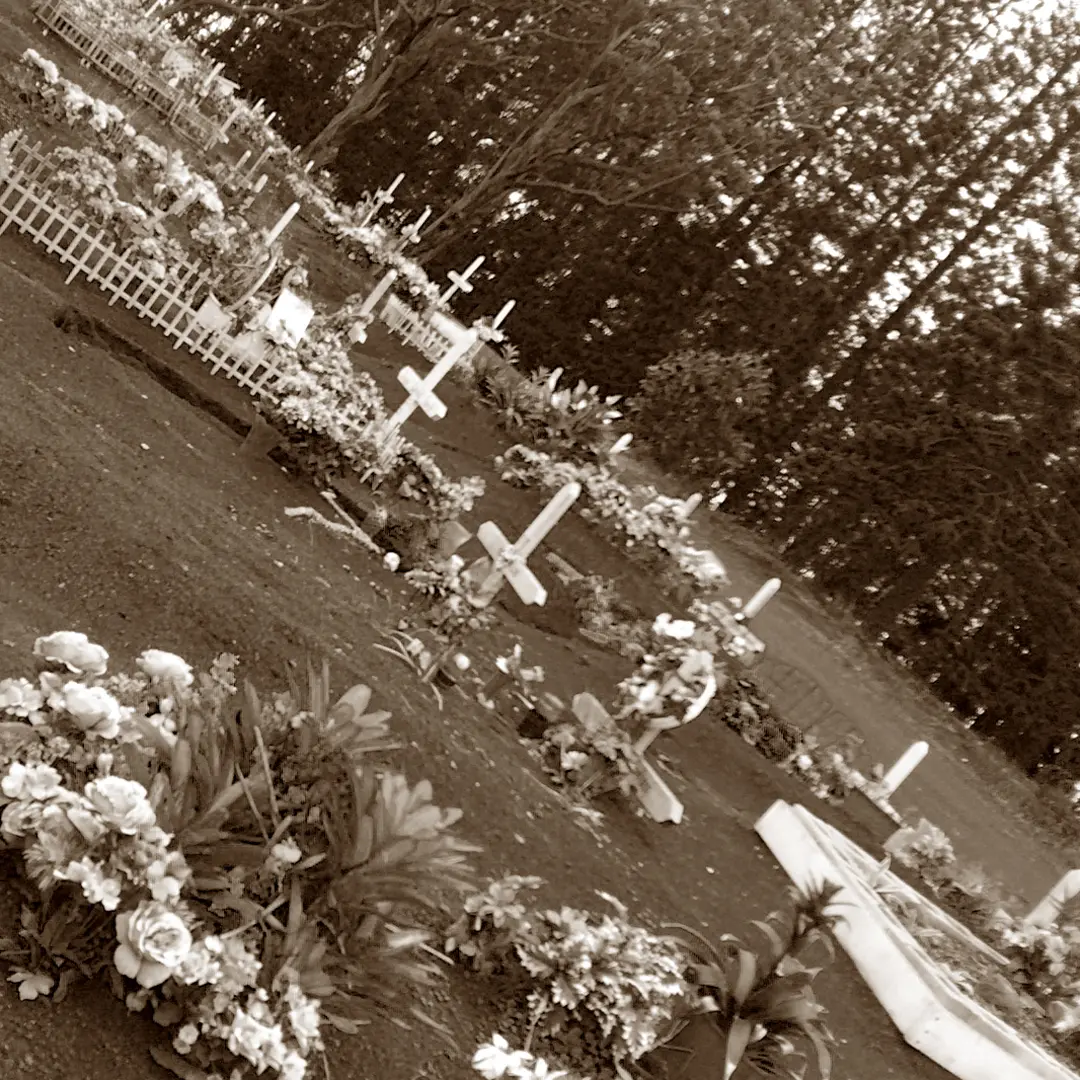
[724,1017,754,1080]
[732,948,757,1007]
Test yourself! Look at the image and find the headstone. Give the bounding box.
[265,201,300,246]
[357,172,404,229]
[740,577,782,621]
[470,482,582,608]
[571,693,684,824]
[437,520,473,558]
[1025,870,1080,927]
[438,255,484,307]
[879,740,929,797]
[397,366,446,419]
[396,206,431,250]
[375,329,480,455]
[349,268,399,343]
[265,287,314,348]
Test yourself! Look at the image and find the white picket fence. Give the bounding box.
[32,0,229,150]
[0,137,287,397]
[382,292,483,365]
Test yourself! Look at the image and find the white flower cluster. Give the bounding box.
[0,633,322,1079]
[473,1034,580,1080]
[613,615,719,730]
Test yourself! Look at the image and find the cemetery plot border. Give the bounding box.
[0,137,287,397]
[31,0,228,150]
[756,800,1078,1080]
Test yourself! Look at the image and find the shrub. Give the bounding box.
[629,349,772,482]
[654,884,842,1080]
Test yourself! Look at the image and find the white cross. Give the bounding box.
[348,269,399,343]
[358,173,404,229]
[438,256,484,307]
[265,201,300,247]
[571,693,684,823]
[377,328,479,449]
[469,482,582,607]
[397,207,431,249]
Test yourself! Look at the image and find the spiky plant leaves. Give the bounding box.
[724,1016,754,1080]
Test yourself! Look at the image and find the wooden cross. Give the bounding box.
[358,173,404,229]
[348,269,399,343]
[378,328,479,448]
[572,693,684,824]
[395,207,431,251]
[469,482,582,608]
[438,256,484,307]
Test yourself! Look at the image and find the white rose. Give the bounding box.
[270,838,302,865]
[1,762,63,801]
[136,650,193,688]
[0,799,47,841]
[33,632,108,677]
[114,901,193,988]
[0,678,45,717]
[84,776,156,834]
[52,683,124,738]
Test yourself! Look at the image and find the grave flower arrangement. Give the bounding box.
[447,876,688,1071]
[390,444,486,524]
[611,613,722,736]
[19,51,262,284]
[43,144,187,279]
[258,337,389,481]
[403,556,499,649]
[884,819,957,884]
[0,633,477,1080]
[472,1034,589,1080]
[539,699,644,800]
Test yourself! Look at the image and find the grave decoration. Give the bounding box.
[476,643,545,711]
[382,485,582,699]
[365,328,482,477]
[1028,871,1080,929]
[16,50,273,293]
[496,444,729,593]
[0,631,477,1080]
[311,268,399,344]
[465,481,583,609]
[437,255,484,308]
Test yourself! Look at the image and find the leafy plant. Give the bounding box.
[652,883,843,1080]
[0,635,478,1078]
[485,367,621,457]
[629,349,772,482]
[568,574,652,659]
[448,877,687,1065]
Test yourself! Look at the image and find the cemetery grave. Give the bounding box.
[0,5,1076,1080]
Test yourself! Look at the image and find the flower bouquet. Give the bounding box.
[0,632,477,1080]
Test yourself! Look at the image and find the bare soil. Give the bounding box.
[0,11,1070,1080]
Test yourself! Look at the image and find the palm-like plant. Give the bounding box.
[648,883,844,1080]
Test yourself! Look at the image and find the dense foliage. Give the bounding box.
[165,0,1080,784]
